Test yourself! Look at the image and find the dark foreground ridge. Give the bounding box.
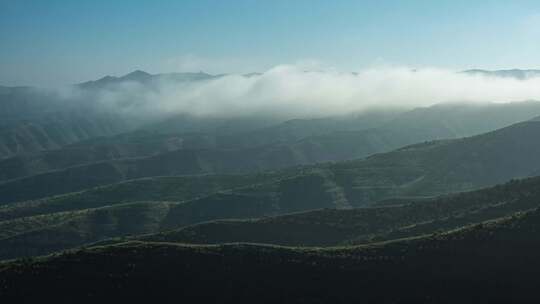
[3,206,540,303]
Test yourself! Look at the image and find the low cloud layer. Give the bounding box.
[76,65,540,120]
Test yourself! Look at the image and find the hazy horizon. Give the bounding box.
[1,64,532,122]
[2,0,540,87]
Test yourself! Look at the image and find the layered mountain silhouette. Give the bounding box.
[3,118,540,259]
[4,70,540,302]
[2,102,540,203]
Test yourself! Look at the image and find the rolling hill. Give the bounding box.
[3,102,540,204]
[0,85,134,158]
[0,172,286,222]
[3,118,540,259]
[143,176,540,247]
[0,170,342,259]
[2,163,540,260]
[0,110,397,182]
[0,110,131,159]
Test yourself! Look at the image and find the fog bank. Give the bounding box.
[75,65,540,119]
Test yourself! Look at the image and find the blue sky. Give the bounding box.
[1,0,540,86]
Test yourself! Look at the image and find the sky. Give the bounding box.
[1,0,540,86]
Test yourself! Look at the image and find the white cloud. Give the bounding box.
[85,64,540,119]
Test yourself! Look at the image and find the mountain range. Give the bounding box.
[3,69,540,302]
[2,116,540,259]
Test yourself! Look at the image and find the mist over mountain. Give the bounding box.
[77,70,220,90]
[5,61,540,304]
[86,66,540,119]
[7,1,540,302]
[8,66,540,122]
[5,67,540,304]
[4,66,540,159]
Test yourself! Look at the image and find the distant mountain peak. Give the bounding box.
[121,70,153,81]
[77,70,222,89]
[97,75,116,82]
